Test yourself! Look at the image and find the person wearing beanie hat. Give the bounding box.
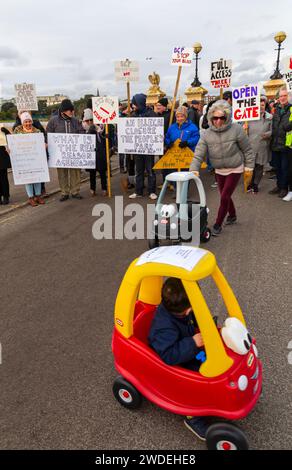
[165,106,199,154]
[46,97,85,201]
[82,108,93,123]
[13,114,46,207]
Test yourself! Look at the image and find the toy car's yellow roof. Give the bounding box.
[132,246,216,282]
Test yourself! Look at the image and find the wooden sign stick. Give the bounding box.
[105,123,112,197]
[169,66,182,128]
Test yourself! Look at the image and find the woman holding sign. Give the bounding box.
[14,112,45,207]
[190,100,254,236]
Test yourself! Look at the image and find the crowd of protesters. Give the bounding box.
[1,88,291,237]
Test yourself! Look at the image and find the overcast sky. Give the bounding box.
[0,0,291,100]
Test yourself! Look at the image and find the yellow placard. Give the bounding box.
[153,139,194,170]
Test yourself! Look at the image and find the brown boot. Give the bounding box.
[37,196,45,204]
[29,197,38,207]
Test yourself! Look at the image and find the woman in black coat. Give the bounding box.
[0,127,11,204]
[82,109,108,196]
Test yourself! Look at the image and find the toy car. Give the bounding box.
[112,246,262,450]
[148,172,211,249]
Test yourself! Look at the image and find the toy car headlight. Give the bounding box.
[221,317,252,356]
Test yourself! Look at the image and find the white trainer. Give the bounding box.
[149,193,158,200]
[283,191,292,202]
[129,193,142,199]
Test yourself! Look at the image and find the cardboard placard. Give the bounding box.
[15,83,38,111]
[7,133,49,185]
[232,84,260,122]
[153,139,194,170]
[118,117,164,155]
[282,56,292,92]
[48,133,96,169]
[114,60,139,82]
[210,59,232,88]
[92,96,119,125]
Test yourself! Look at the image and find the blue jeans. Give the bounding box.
[25,183,41,198]
[135,155,156,195]
[274,150,289,189]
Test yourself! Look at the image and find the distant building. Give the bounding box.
[37,94,69,107]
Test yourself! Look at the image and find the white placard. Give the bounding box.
[136,246,207,271]
[210,59,232,88]
[282,56,292,92]
[114,60,139,82]
[7,133,49,185]
[171,47,193,66]
[48,133,96,169]
[118,117,164,155]
[232,84,260,122]
[15,83,38,111]
[92,96,119,124]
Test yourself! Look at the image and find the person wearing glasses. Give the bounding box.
[190,100,254,236]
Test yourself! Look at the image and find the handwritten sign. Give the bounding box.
[7,133,49,185]
[171,47,193,67]
[92,96,119,125]
[136,245,207,271]
[47,133,96,169]
[232,84,260,122]
[118,117,164,155]
[210,59,232,88]
[282,56,292,92]
[15,83,38,111]
[154,139,194,170]
[114,60,139,82]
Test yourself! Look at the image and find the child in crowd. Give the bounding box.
[148,277,210,441]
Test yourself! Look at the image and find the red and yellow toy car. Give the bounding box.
[112,246,262,450]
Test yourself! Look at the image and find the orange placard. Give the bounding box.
[153,139,194,171]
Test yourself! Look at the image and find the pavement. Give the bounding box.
[0,169,291,450]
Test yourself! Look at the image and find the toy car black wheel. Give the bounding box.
[200,228,211,243]
[113,376,142,410]
[148,238,159,249]
[206,423,249,450]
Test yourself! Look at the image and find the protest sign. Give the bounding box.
[210,59,232,88]
[154,139,194,171]
[171,47,193,66]
[47,133,96,169]
[92,96,119,125]
[282,56,292,92]
[15,83,38,111]
[232,84,260,122]
[114,60,139,82]
[7,133,49,185]
[118,117,164,155]
[0,124,7,146]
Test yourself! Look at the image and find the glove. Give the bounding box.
[243,169,253,193]
[179,141,188,148]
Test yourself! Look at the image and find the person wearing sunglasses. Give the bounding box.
[189,100,254,236]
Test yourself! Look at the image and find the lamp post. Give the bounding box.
[270,31,286,80]
[191,42,202,87]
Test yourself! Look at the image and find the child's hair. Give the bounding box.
[161,277,191,314]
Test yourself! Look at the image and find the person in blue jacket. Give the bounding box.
[148,277,209,441]
[165,105,200,153]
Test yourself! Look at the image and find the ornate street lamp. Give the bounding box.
[270,31,286,80]
[191,42,202,87]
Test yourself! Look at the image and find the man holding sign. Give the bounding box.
[46,99,85,201]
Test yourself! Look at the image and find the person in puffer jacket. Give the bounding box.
[190,100,254,236]
[165,106,199,152]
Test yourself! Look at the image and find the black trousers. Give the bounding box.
[89,169,107,192]
[0,169,9,198]
[288,149,292,191]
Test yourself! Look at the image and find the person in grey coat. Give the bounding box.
[46,99,85,201]
[190,100,254,236]
[246,96,272,193]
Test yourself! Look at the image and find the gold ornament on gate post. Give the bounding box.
[185,42,208,104]
[264,31,287,99]
[146,71,166,106]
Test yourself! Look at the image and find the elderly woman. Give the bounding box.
[14,112,45,207]
[246,95,272,193]
[165,105,200,153]
[190,100,254,236]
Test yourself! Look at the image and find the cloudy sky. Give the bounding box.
[0,0,291,100]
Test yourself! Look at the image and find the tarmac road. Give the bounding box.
[0,171,291,450]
